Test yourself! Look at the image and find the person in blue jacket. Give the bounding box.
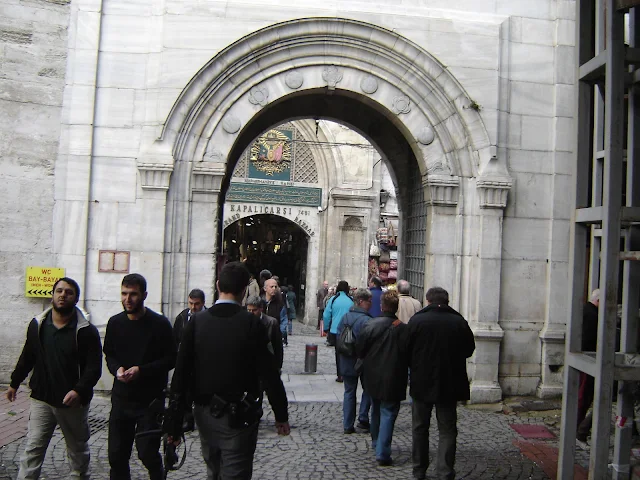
[323,280,354,382]
[368,276,383,317]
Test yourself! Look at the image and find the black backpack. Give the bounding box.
[337,320,356,357]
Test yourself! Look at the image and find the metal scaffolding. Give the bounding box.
[559,1,640,478]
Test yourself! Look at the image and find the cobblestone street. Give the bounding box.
[0,323,592,479]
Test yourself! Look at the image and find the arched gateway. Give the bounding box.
[138,18,512,403]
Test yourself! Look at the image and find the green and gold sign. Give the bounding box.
[249,129,292,181]
[227,183,322,207]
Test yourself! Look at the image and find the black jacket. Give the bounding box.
[173,308,189,347]
[260,313,284,369]
[407,304,475,403]
[170,302,288,422]
[10,307,103,406]
[356,313,408,402]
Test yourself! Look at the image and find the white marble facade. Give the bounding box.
[0,0,577,403]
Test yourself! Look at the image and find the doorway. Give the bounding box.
[223,214,308,317]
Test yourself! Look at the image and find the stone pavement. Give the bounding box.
[0,322,608,479]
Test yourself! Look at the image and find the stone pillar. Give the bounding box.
[468,174,511,403]
[189,163,226,306]
[137,162,173,313]
[423,175,460,296]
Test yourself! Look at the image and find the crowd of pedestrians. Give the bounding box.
[319,276,475,479]
[6,265,477,480]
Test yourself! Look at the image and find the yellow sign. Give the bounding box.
[25,267,66,298]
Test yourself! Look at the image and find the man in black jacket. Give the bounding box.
[356,290,407,467]
[246,295,284,370]
[169,262,290,480]
[103,273,176,480]
[172,288,206,432]
[7,277,102,480]
[407,286,475,480]
[173,288,206,347]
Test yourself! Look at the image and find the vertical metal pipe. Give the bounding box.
[590,1,625,477]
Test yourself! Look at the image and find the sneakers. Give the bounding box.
[344,427,356,434]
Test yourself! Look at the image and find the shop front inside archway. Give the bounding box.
[223,214,308,318]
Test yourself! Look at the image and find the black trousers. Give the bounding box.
[412,400,457,480]
[108,399,164,480]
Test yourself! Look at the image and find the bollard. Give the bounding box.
[304,343,318,373]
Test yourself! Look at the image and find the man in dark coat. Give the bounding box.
[337,288,373,434]
[356,290,408,467]
[173,288,206,432]
[317,280,328,330]
[173,288,206,348]
[577,289,599,443]
[407,286,475,480]
[168,262,289,479]
[246,295,284,370]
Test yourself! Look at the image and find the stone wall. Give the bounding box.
[0,0,71,382]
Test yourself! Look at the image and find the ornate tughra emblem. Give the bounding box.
[250,129,292,175]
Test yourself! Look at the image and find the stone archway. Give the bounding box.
[139,17,512,403]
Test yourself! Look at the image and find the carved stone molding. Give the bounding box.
[249,85,269,107]
[417,126,435,145]
[285,70,304,89]
[222,115,241,134]
[477,177,512,209]
[138,163,173,191]
[322,65,343,90]
[341,216,365,231]
[392,95,411,115]
[192,163,226,194]
[360,75,378,94]
[423,175,459,206]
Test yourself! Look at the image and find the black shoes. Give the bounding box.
[377,458,393,467]
[356,421,370,432]
[336,376,343,383]
[344,427,356,434]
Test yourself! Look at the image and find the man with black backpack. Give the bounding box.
[356,290,408,467]
[336,288,374,434]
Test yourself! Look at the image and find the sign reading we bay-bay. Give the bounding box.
[25,266,65,298]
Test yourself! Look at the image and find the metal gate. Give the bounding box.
[403,172,427,301]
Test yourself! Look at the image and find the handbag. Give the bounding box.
[369,242,380,257]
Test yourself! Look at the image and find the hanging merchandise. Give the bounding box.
[377,227,389,244]
[379,262,390,272]
[388,269,398,280]
[390,250,398,260]
[379,271,389,282]
[379,251,390,263]
[389,259,398,270]
[369,242,380,257]
[368,258,379,276]
[387,221,396,247]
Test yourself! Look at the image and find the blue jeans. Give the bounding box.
[342,375,372,430]
[370,399,400,462]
